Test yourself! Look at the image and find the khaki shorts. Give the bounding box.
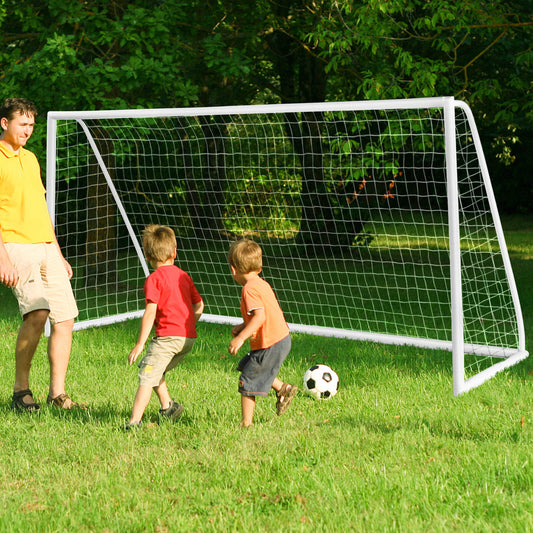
[6,242,78,324]
[138,336,195,387]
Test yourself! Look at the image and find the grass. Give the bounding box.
[0,214,531,532]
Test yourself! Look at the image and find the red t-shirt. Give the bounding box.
[144,264,202,337]
[240,276,289,351]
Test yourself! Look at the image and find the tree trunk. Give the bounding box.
[267,22,363,253]
[181,116,229,240]
[85,123,118,288]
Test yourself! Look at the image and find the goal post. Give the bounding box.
[46,96,528,395]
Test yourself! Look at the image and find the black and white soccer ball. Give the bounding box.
[303,364,339,400]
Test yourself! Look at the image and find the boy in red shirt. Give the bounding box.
[228,238,297,427]
[126,224,204,429]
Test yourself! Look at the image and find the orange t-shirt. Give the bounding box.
[240,276,290,351]
[0,144,55,243]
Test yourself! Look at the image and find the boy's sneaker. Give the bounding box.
[159,400,184,421]
[124,421,142,431]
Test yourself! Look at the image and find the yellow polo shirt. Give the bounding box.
[0,143,55,243]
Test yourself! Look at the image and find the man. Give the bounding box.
[0,97,82,410]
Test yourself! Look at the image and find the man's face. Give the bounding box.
[1,111,35,150]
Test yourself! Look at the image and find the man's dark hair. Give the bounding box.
[0,98,38,121]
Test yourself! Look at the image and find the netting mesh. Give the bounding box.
[50,101,523,385]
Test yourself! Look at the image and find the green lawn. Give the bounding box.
[0,215,531,532]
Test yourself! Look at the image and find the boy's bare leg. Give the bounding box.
[48,318,74,403]
[129,384,153,424]
[240,394,255,427]
[154,380,172,410]
[14,309,49,403]
[271,377,283,393]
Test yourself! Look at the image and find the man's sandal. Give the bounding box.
[11,389,40,412]
[47,393,87,410]
[276,383,298,415]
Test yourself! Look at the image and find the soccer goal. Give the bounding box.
[46,97,528,395]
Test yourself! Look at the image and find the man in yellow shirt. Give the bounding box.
[0,98,82,411]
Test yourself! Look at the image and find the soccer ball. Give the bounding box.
[303,364,339,400]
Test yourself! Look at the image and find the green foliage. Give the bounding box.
[306,0,532,212]
[0,0,530,213]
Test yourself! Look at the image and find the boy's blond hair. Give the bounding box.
[228,239,262,274]
[142,224,176,263]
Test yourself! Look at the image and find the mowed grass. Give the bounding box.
[0,215,531,533]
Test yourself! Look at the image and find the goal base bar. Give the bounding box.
[62,312,526,363]
[45,311,145,337]
[455,350,529,396]
[46,312,527,396]
[200,314,526,360]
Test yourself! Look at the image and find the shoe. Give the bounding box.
[124,421,142,431]
[276,384,298,415]
[47,393,88,410]
[159,400,184,421]
[11,389,40,412]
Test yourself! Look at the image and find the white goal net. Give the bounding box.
[46,97,528,395]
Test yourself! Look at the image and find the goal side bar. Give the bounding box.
[451,100,528,394]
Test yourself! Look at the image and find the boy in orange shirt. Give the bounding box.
[228,239,297,427]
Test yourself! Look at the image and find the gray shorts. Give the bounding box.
[238,335,291,397]
[138,336,195,387]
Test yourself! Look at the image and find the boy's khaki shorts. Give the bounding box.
[6,242,78,324]
[138,336,195,387]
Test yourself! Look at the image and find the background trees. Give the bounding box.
[0,0,531,214]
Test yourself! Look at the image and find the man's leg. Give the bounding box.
[47,318,74,405]
[14,309,49,404]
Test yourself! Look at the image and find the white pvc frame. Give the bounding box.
[46,97,528,395]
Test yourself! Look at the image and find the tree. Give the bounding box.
[0,0,200,281]
[0,0,264,266]
[1,0,530,262]
[305,0,533,213]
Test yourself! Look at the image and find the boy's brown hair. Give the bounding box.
[0,98,38,121]
[228,239,262,274]
[142,224,176,263]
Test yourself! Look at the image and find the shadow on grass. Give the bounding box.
[336,414,526,444]
[0,401,129,423]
